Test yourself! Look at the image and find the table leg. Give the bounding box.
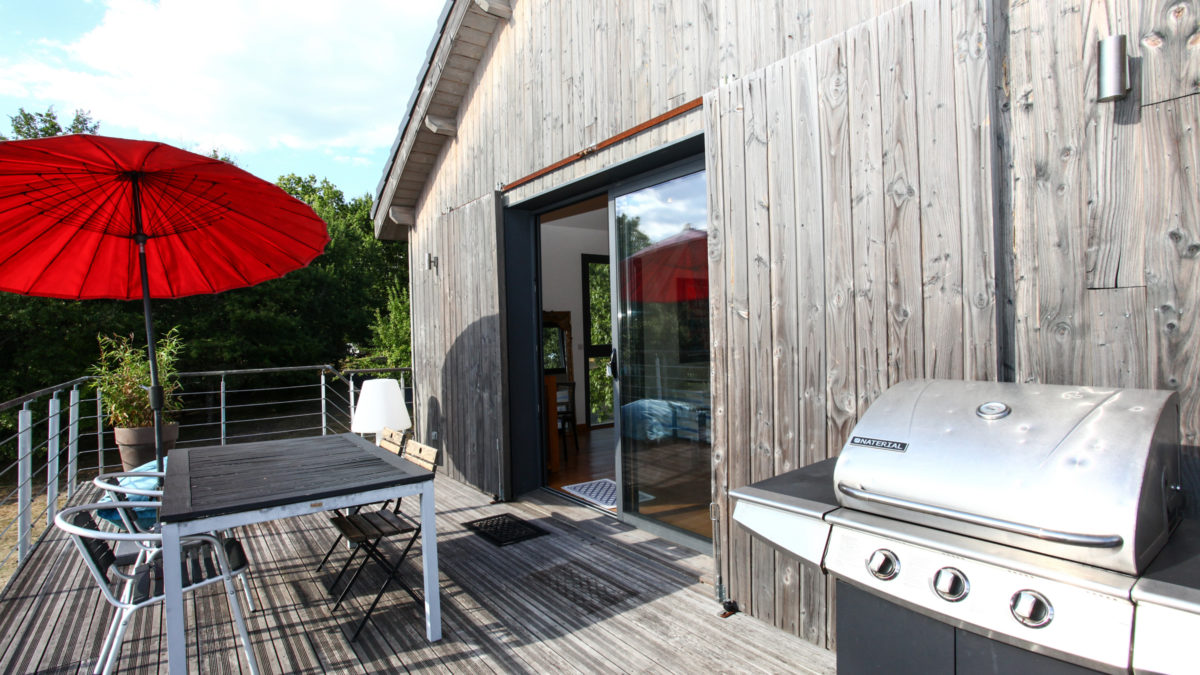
[420,482,442,641]
[162,523,186,674]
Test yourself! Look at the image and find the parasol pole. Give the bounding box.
[129,173,166,473]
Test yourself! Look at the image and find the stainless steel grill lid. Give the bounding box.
[833,379,1182,575]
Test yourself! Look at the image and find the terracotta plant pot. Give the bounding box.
[114,423,179,471]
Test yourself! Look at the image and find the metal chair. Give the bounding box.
[55,502,260,675]
[321,437,440,641]
[93,466,256,611]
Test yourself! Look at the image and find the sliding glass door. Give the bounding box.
[611,165,710,544]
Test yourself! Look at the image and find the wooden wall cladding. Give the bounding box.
[704,0,998,648]
[408,193,506,495]
[1009,0,1200,445]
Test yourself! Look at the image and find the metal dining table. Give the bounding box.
[159,433,441,674]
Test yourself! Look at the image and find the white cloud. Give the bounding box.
[0,0,442,156]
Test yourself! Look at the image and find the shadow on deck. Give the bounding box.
[0,473,833,674]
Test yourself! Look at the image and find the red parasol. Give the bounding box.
[624,226,708,303]
[0,134,330,468]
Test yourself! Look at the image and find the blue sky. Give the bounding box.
[0,0,443,200]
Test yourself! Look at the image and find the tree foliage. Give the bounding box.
[0,106,99,140]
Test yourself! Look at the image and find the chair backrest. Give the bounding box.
[70,511,118,583]
[378,426,410,456]
[403,440,440,473]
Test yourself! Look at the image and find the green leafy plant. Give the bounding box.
[89,328,184,428]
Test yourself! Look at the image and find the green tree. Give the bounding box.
[0,106,99,140]
[158,174,408,372]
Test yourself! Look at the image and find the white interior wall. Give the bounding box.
[539,208,608,424]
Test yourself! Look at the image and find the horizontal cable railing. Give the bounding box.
[0,365,411,591]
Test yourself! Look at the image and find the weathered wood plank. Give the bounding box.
[702,88,732,614]
[741,67,776,627]
[1007,0,1042,383]
[877,4,925,385]
[816,35,856,460]
[719,75,753,617]
[765,55,801,637]
[1145,96,1200,446]
[951,0,998,380]
[788,44,829,649]
[847,17,887,411]
[913,0,965,380]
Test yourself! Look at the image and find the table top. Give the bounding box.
[160,433,433,523]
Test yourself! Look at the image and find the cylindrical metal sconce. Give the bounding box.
[1098,35,1130,102]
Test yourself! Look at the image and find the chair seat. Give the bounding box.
[131,538,248,605]
[329,510,416,545]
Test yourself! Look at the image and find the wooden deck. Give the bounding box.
[0,472,834,674]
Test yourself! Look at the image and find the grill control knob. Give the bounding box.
[1010,590,1053,628]
[866,549,899,580]
[933,567,969,602]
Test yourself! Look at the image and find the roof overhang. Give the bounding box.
[372,0,509,240]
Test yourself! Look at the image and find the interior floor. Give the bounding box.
[547,426,711,539]
[548,425,616,503]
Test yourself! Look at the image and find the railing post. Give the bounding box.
[320,369,328,436]
[68,387,80,498]
[220,374,227,445]
[47,395,61,527]
[348,374,357,421]
[17,406,31,564]
[96,388,106,472]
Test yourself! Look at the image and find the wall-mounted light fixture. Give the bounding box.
[427,252,439,272]
[1098,35,1131,102]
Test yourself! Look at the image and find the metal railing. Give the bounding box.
[0,365,411,588]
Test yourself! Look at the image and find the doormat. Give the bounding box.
[561,478,618,509]
[463,513,549,547]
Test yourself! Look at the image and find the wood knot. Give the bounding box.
[1170,3,1189,21]
[1142,32,1165,49]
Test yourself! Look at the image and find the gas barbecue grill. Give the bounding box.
[731,379,1197,674]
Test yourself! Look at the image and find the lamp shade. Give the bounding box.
[351,378,412,434]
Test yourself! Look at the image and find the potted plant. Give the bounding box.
[90,328,185,470]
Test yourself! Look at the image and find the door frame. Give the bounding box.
[579,252,612,429]
[500,133,706,509]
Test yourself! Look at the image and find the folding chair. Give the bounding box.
[314,426,411,572]
[322,437,439,641]
[55,502,259,675]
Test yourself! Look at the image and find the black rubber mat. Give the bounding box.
[463,513,549,547]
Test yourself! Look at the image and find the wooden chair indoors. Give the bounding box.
[557,382,578,454]
[321,429,440,641]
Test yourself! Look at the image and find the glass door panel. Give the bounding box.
[613,169,710,540]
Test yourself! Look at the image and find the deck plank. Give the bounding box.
[0,474,835,674]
